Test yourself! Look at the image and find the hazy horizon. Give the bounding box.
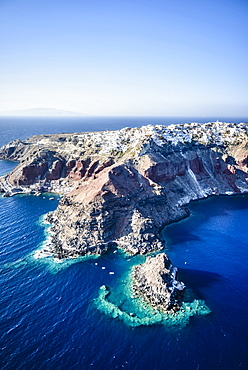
[1,0,247,117]
[0,109,247,121]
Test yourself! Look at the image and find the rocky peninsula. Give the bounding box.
[1,121,248,314]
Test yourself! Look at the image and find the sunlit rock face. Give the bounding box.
[0,122,248,258]
[132,253,185,313]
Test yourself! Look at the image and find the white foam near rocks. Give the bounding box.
[94,284,211,328]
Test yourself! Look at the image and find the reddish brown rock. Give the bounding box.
[66,160,76,175]
[145,160,186,182]
[226,175,241,193]
[46,160,64,181]
[95,158,114,174]
[10,162,48,186]
[85,160,99,178]
[1,122,248,260]
[189,156,204,174]
[67,159,90,180]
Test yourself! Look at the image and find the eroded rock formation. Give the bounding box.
[132,253,185,313]
[0,121,248,260]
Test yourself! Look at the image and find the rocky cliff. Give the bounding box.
[1,121,248,313]
[1,122,248,259]
[132,253,185,313]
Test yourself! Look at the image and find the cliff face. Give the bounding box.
[132,253,185,313]
[1,122,248,259]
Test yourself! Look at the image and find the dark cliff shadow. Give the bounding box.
[163,229,202,245]
[189,193,248,214]
[177,268,221,300]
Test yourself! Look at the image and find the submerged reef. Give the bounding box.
[94,281,210,328]
[0,121,247,322]
[94,253,210,327]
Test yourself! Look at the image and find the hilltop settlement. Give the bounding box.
[1,121,248,313]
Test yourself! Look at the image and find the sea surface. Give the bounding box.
[0,117,248,369]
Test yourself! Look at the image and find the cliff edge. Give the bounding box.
[1,121,248,259]
[1,120,248,314]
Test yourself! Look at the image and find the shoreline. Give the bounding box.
[31,190,248,326]
[1,120,248,322]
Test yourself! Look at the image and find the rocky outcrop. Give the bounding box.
[0,121,248,258]
[13,161,48,186]
[1,121,248,314]
[46,160,64,181]
[144,159,187,182]
[132,253,185,312]
[67,159,90,180]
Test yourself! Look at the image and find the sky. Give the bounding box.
[0,0,247,116]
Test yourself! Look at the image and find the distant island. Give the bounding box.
[0,121,248,321]
[0,108,85,117]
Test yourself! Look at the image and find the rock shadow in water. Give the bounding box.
[178,268,221,300]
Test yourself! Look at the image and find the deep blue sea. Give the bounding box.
[0,117,248,369]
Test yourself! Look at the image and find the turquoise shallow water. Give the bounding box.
[1,117,248,369]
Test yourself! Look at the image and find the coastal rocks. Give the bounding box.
[0,121,247,318]
[132,253,185,313]
[95,284,211,327]
[0,139,27,160]
[10,161,48,186]
[116,209,164,255]
[44,159,189,258]
[46,160,64,181]
[0,121,248,258]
